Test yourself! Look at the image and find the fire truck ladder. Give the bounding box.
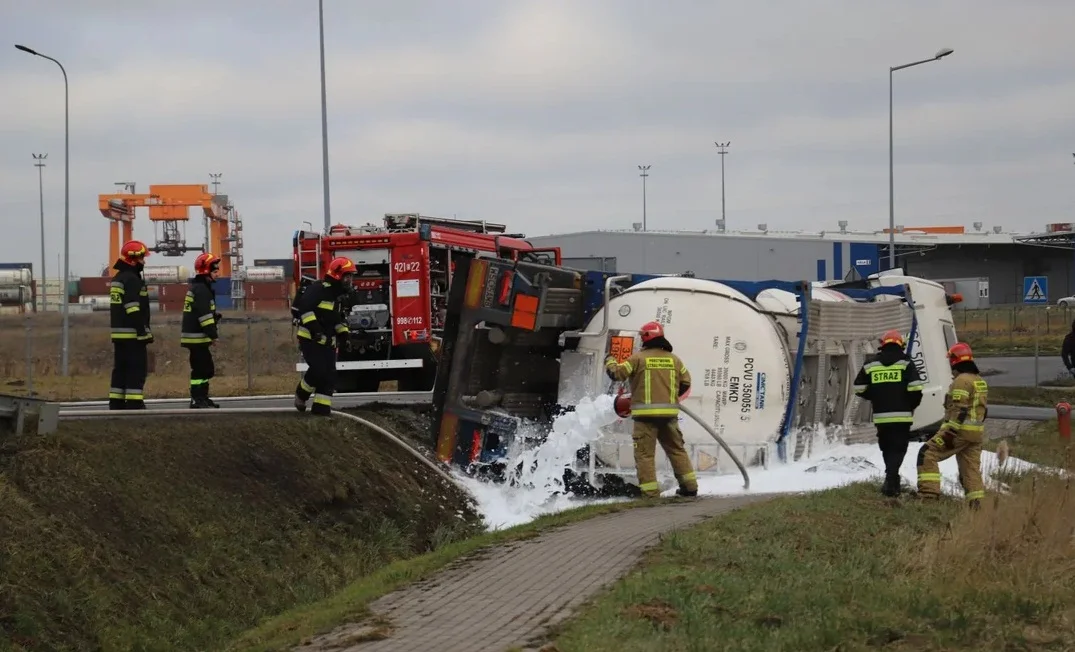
[297,235,322,281]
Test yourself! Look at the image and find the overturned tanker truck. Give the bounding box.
[429,256,963,496]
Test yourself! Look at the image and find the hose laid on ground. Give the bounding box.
[646,403,751,490]
[58,406,463,489]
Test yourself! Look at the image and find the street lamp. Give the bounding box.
[888,47,954,270]
[17,44,71,376]
[318,0,332,233]
[638,165,651,231]
[714,141,730,227]
[33,153,47,312]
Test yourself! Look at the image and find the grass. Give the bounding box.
[957,306,1070,356]
[551,474,1075,652]
[0,311,298,400]
[0,413,483,652]
[989,386,1073,408]
[984,418,1074,470]
[228,500,658,652]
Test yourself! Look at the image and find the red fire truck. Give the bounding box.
[292,213,561,392]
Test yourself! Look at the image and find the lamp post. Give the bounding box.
[17,44,70,376]
[714,141,730,227]
[33,153,47,312]
[638,165,651,231]
[318,0,332,233]
[888,47,954,270]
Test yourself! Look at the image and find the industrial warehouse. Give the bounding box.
[527,222,1075,307]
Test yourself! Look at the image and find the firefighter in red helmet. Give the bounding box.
[291,257,356,416]
[108,240,153,409]
[604,321,698,498]
[916,342,988,509]
[852,329,925,497]
[181,253,223,408]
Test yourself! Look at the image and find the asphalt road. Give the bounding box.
[980,355,1070,387]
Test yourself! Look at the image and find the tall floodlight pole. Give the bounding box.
[714,141,730,226]
[208,173,222,253]
[889,47,954,270]
[638,165,651,231]
[318,0,332,233]
[33,154,48,312]
[17,44,71,376]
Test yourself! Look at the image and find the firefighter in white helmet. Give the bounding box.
[604,321,698,498]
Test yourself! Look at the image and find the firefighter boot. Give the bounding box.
[203,382,220,408]
[881,475,902,498]
[676,487,699,498]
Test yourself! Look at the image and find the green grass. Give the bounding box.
[551,482,1075,652]
[989,386,1073,407]
[0,415,483,652]
[228,499,661,652]
[984,419,1075,470]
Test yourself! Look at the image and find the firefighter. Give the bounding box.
[181,253,223,409]
[604,321,698,499]
[852,330,925,497]
[916,342,988,509]
[108,240,153,410]
[292,257,356,416]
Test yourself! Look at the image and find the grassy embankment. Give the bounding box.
[548,419,1075,651]
[959,305,1069,357]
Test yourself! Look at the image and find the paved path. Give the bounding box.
[296,495,769,652]
[980,356,1067,387]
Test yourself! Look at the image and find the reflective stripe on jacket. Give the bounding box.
[606,347,692,418]
[291,279,348,346]
[180,276,219,347]
[853,353,924,425]
[941,372,988,436]
[109,261,150,342]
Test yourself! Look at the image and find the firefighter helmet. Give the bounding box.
[947,342,974,366]
[194,252,220,275]
[639,321,664,343]
[326,257,356,280]
[119,240,150,265]
[879,330,905,348]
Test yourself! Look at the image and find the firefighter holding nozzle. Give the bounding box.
[604,321,698,498]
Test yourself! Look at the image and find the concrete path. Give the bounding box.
[295,495,769,652]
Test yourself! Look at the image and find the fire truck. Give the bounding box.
[292,213,561,392]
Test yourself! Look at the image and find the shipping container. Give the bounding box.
[0,269,32,286]
[143,265,191,284]
[146,285,160,301]
[252,258,295,277]
[0,262,33,272]
[243,280,289,299]
[79,276,111,296]
[215,294,234,310]
[243,266,286,281]
[212,277,232,296]
[246,298,290,312]
[157,283,191,302]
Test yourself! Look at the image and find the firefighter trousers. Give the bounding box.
[876,422,912,489]
[917,429,985,503]
[295,339,337,416]
[187,345,215,400]
[632,417,698,498]
[109,340,148,410]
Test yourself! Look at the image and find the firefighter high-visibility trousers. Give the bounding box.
[110,340,148,410]
[188,345,215,400]
[632,417,698,497]
[295,339,337,416]
[916,430,985,502]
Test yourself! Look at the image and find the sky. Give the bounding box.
[2,0,1074,278]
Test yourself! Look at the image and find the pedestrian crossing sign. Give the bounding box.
[1023,276,1048,305]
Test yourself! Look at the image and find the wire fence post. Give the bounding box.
[246,319,254,392]
[24,315,34,397]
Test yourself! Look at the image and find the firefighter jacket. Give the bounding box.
[605,339,692,418]
[109,260,151,342]
[940,370,988,439]
[180,275,219,347]
[292,278,350,347]
[853,346,924,424]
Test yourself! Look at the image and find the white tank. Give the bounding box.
[243,266,286,281]
[0,269,32,286]
[142,265,191,284]
[79,295,111,310]
[576,277,792,456]
[0,287,26,303]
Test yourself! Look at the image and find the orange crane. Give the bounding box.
[98,183,238,277]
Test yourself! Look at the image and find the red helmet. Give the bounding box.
[194,252,220,275]
[947,342,974,366]
[326,256,356,280]
[119,240,150,265]
[639,321,664,343]
[879,330,905,348]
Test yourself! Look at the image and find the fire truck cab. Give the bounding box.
[292,213,561,392]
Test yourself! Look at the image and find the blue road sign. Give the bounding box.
[1023,276,1048,304]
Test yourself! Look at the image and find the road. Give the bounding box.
[979,355,1069,387]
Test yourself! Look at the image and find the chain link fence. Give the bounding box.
[0,311,300,400]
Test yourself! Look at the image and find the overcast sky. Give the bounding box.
[2,0,1074,277]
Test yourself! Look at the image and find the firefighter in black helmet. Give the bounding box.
[181,252,223,408]
[292,257,356,416]
[108,240,153,410]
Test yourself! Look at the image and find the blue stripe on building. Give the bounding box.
[832,242,843,281]
[816,259,826,282]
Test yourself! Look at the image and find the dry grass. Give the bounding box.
[957,306,1071,356]
[0,311,299,400]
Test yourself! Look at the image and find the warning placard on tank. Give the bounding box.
[608,335,635,363]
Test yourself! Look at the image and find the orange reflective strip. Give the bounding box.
[436,412,460,462]
[464,260,488,308]
[510,293,539,330]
